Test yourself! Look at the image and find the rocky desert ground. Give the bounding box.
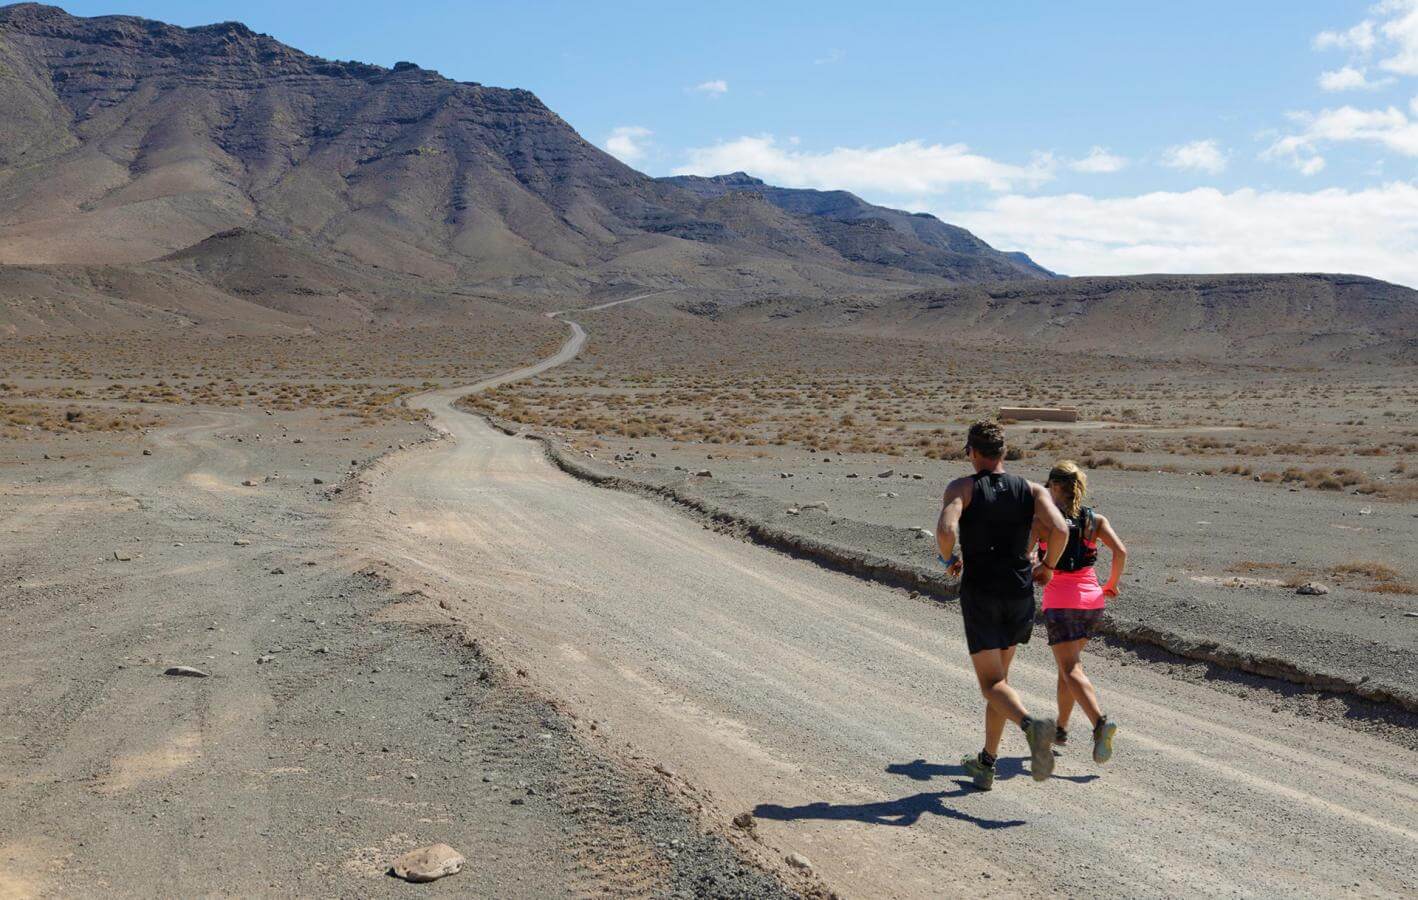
[2,4,1417,897]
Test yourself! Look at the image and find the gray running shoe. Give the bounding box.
[1093,718,1118,765]
[1024,717,1057,781]
[961,754,995,791]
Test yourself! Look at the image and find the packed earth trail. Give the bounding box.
[362,298,1418,898]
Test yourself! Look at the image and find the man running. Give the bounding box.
[936,421,1071,790]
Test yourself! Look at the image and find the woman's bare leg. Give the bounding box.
[1056,669,1076,731]
[1050,639,1102,728]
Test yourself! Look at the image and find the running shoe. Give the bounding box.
[961,754,995,791]
[1093,717,1118,765]
[1023,717,1057,781]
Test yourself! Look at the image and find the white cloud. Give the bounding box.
[814,48,844,65]
[1314,20,1377,53]
[604,125,652,165]
[1317,2,1418,75]
[1068,146,1127,173]
[944,182,1418,287]
[1268,104,1418,165]
[1318,65,1394,90]
[672,135,1055,193]
[1160,139,1228,174]
[692,79,729,97]
[1378,0,1418,74]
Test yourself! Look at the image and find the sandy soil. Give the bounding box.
[0,402,789,898]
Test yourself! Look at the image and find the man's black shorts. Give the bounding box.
[959,586,1035,655]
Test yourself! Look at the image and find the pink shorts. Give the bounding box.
[1041,567,1105,611]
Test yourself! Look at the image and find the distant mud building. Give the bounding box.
[999,407,1079,423]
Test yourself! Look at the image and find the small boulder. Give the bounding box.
[1295,582,1330,596]
[877,469,895,478]
[113,550,132,561]
[233,539,251,546]
[142,449,153,456]
[692,469,712,478]
[241,479,257,487]
[785,852,813,871]
[163,666,209,678]
[389,844,465,883]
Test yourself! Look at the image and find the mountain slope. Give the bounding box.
[661,172,1055,280]
[726,274,1418,362]
[0,3,1048,300]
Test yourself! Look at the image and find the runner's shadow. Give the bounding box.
[753,789,1024,830]
[887,757,1099,786]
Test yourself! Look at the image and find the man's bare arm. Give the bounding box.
[936,479,967,565]
[1031,482,1070,569]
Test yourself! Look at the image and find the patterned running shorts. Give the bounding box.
[1043,607,1105,645]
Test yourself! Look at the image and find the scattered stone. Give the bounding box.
[233,539,251,546]
[785,852,813,871]
[312,477,324,485]
[846,473,859,479]
[1359,508,1372,516]
[113,550,132,561]
[692,469,712,478]
[653,763,676,778]
[1295,582,1330,596]
[911,472,924,479]
[786,507,800,516]
[256,655,273,665]
[241,479,258,487]
[293,438,303,444]
[389,844,465,883]
[800,501,829,511]
[732,812,756,832]
[270,567,285,575]
[877,469,895,478]
[916,528,933,539]
[509,797,525,805]
[1404,612,1418,619]
[163,666,209,678]
[142,449,152,456]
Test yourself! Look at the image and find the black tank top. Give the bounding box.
[959,470,1034,597]
[1055,507,1099,573]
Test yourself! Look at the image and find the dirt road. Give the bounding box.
[366,306,1418,897]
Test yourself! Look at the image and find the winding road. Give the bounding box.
[363,297,1418,897]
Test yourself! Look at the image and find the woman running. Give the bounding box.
[1032,460,1127,764]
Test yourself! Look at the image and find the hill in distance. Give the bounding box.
[0,2,1413,362]
[727,274,1418,363]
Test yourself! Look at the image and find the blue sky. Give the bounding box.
[55,1,1418,284]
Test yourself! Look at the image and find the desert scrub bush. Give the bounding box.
[1330,562,1416,595]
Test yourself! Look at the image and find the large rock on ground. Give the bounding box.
[390,844,465,883]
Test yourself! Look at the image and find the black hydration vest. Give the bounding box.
[1055,507,1099,572]
[959,470,1034,596]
